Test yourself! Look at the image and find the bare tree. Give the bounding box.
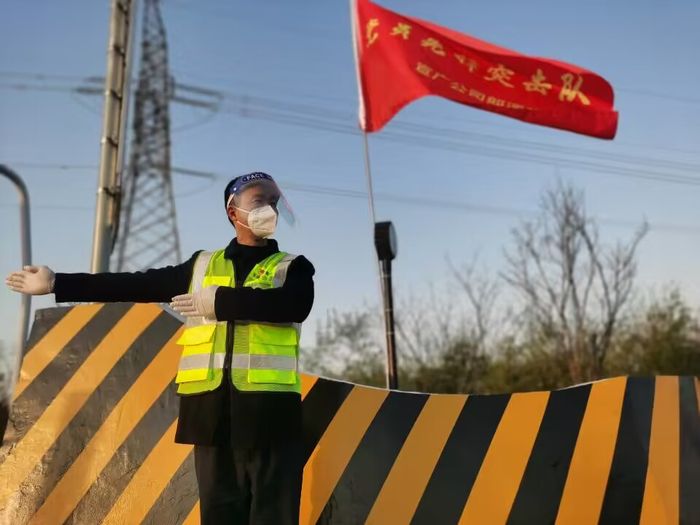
[302,308,385,385]
[389,266,499,393]
[304,277,499,391]
[395,285,465,368]
[448,256,500,355]
[503,182,648,383]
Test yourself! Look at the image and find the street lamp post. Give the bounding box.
[0,164,32,364]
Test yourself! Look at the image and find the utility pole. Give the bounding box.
[78,0,220,272]
[91,0,136,273]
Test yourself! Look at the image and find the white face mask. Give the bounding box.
[235,204,278,238]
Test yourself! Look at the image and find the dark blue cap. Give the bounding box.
[224,172,275,207]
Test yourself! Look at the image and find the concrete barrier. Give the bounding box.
[1,303,698,524]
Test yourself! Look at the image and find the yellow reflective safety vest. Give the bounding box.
[174,248,301,395]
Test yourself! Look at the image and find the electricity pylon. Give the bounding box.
[113,0,179,271]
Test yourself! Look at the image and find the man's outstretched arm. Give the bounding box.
[6,251,200,304]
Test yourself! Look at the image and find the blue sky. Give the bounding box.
[2,0,700,368]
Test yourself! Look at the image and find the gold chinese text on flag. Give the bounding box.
[351,0,619,139]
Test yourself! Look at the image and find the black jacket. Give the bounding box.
[54,238,315,447]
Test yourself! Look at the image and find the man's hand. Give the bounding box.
[170,286,219,320]
[5,265,55,295]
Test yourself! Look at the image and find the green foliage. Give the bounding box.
[608,291,700,377]
[302,288,699,394]
[301,308,385,387]
[404,339,491,394]
[479,339,572,393]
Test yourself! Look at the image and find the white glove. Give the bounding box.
[170,286,219,320]
[5,265,56,295]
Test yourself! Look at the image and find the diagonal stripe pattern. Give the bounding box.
[0,303,697,524]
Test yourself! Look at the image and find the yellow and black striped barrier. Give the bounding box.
[0,303,698,524]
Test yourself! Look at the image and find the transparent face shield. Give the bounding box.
[226,179,296,227]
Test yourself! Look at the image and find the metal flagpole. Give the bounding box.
[362,132,378,225]
[350,0,376,224]
[351,0,399,389]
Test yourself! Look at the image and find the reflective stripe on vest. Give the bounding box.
[177,353,298,372]
[174,248,301,394]
[273,253,297,288]
[185,250,217,327]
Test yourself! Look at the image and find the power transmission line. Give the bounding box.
[3,71,700,155]
[5,74,700,234]
[214,101,700,188]
[5,82,700,188]
[8,161,698,236]
[4,72,700,184]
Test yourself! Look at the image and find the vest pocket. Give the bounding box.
[175,324,217,383]
[248,368,297,385]
[248,323,299,347]
[247,324,298,385]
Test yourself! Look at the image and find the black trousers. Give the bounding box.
[194,440,303,525]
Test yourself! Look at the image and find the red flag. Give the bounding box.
[351,0,618,139]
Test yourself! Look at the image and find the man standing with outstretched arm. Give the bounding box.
[6,172,315,525]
